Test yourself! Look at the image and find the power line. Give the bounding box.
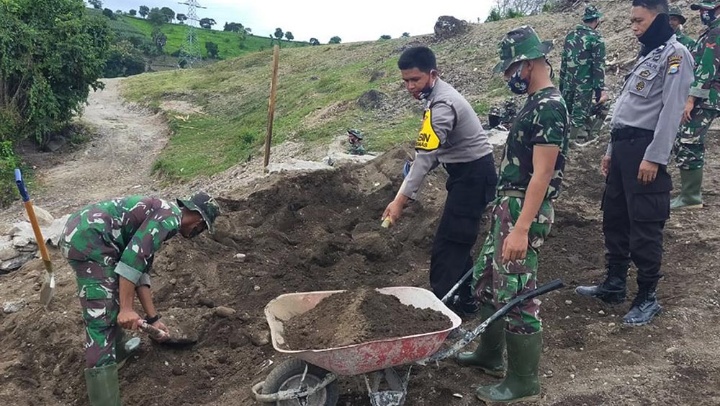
[178,0,207,68]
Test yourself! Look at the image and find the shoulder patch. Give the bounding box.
[415,109,441,151]
[667,54,682,75]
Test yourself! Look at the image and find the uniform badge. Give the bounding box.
[636,81,646,91]
[667,54,682,75]
[639,69,651,78]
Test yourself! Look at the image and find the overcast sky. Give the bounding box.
[97,1,494,43]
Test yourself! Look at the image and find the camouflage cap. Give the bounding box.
[582,5,603,21]
[177,192,220,234]
[494,25,553,74]
[691,1,720,10]
[669,7,687,24]
[347,128,364,140]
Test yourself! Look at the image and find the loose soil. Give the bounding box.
[1,2,720,406]
[281,288,452,350]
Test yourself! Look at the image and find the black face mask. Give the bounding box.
[701,9,718,25]
[416,70,438,100]
[638,13,674,56]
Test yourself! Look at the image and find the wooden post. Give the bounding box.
[263,45,280,172]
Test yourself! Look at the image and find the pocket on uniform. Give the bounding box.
[628,69,658,98]
[631,192,670,222]
[78,280,115,300]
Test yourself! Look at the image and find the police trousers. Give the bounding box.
[603,128,670,284]
[430,153,497,299]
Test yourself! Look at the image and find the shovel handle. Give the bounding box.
[138,320,169,341]
[15,169,51,267]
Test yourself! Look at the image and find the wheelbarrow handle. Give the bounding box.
[422,278,565,364]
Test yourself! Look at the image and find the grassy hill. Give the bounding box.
[118,0,653,182]
[88,8,308,60]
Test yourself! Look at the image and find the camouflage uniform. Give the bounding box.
[346,128,366,155]
[669,7,697,50]
[559,5,605,140]
[347,143,366,155]
[474,28,569,333]
[60,196,182,368]
[674,16,720,170]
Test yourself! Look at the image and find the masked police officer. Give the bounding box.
[576,0,693,326]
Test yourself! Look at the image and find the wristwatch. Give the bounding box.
[144,314,161,325]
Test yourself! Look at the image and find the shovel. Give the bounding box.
[15,169,54,308]
[137,320,198,347]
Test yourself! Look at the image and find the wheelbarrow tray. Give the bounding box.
[265,287,462,376]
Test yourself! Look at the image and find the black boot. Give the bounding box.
[623,282,662,326]
[447,280,479,317]
[575,264,628,304]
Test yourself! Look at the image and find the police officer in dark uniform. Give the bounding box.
[575,0,693,326]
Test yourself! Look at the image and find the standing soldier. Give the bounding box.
[672,1,720,209]
[456,26,568,403]
[576,0,693,326]
[59,193,220,406]
[383,46,498,317]
[669,7,697,50]
[559,5,607,146]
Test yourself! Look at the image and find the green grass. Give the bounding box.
[121,39,426,180]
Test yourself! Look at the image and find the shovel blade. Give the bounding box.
[39,273,55,308]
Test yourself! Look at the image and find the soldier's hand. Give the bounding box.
[597,90,609,105]
[150,320,171,342]
[502,228,529,263]
[601,156,611,177]
[118,309,142,330]
[637,160,659,185]
[682,99,694,124]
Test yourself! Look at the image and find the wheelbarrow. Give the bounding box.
[251,279,564,406]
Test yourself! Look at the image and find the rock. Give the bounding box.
[214,306,236,318]
[171,366,186,376]
[1,254,36,273]
[198,298,215,308]
[228,333,250,349]
[234,253,246,262]
[0,244,18,261]
[666,346,678,353]
[21,205,54,226]
[246,330,270,347]
[3,299,26,313]
[52,365,62,377]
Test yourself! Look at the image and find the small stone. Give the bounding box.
[608,323,616,327]
[167,262,177,272]
[666,346,677,353]
[3,300,26,314]
[198,298,215,308]
[570,373,575,379]
[633,374,641,378]
[52,365,61,377]
[214,306,236,318]
[622,350,631,354]
[253,285,261,291]
[164,361,169,366]
[171,366,186,376]
[598,310,605,315]
[169,278,177,285]
[565,300,572,305]
[452,393,463,399]
[247,330,270,346]
[234,253,246,262]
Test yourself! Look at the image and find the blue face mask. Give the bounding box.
[507,62,529,95]
[701,9,717,26]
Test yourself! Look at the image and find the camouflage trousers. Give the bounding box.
[674,107,720,170]
[472,196,553,334]
[60,223,122,369]
[562,86,594,133]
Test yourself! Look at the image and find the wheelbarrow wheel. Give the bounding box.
[262,358,339,406]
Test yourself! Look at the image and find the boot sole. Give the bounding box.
[623,307,662,327]
[574,287,625,305]
[671,204,703,210]
[476,393,540,404]
[455,360,506,378]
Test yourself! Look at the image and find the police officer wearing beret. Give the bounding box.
[576,0,694,326]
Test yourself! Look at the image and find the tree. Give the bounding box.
[402,32,410,37]
[379,34,391,40]
[199,18,216,29]
[129,9,137,16]
[274,28,284,41]
[0,0,111,148]
[309,37,320,46]
[102,8,115,20]
[285,31,294,41]
[152,28,167,53]
[147,8,167,26]
[115,10,122,15]
[176,13,187,23]
[159,7,175,22]
[329,36,341,44]
[224,22,245,32]
[487,0,545,20]
[205,41,219,58]
[139,5,149,18]
[88,0,102,9]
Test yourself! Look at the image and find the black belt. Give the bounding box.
[610,127,654,142]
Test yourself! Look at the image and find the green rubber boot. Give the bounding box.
[671,168,703,210]
[84,364,121,406]
[476,330,542,404]
[455,305,506,377]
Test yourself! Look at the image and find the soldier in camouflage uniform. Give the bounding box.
[671,1,720,209]
[346,128,366,155]
[559,5,607,146]
[456,26,568,404]
[669,7,697,50]
[59,192,220,406]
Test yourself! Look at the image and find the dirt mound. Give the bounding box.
[281,288,452,350]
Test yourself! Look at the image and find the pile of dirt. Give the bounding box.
[281,288,452,350]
